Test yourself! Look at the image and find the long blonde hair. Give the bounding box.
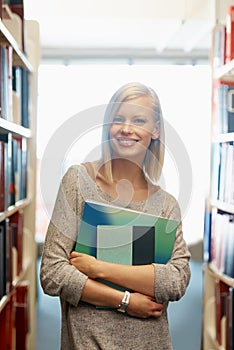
[101,82,165,184]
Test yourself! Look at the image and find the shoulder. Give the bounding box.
[155,188,181,221]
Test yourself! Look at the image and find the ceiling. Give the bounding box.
[23,0,233,64]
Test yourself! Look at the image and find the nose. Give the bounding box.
[121,122,133,134]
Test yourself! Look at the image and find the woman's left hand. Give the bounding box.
[70,252,101,279]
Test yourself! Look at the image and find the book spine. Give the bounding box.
[225,6,234,62]
[15,282,29,349]
[0,140,6,211]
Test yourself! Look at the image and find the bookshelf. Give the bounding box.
[203,6,234,350]
[0,1,40,349]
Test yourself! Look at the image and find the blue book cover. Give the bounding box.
[75,201,178,265]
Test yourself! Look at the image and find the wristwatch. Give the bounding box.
[117,291,131,313]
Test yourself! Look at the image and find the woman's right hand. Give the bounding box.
[126,292,163,319]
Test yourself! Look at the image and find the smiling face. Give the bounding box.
[109,96,159,163]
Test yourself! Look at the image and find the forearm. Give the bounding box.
[70,252,155,297]
[95,261,155,297]
[81,277,164,319]
[81,278,123,308]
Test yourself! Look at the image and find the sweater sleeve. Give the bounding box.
[153,199,191,303]
[40,166,88,306]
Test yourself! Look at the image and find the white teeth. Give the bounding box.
[118,139,137,146]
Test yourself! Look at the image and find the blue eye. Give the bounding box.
[112,116,123,123]
[134,118,146,124]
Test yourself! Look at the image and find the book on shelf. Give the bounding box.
[203,203,212,263]
[75,201,178,290]
[215,280,234,350]
[212,81,234,135]
[211,23,226,69]
[0,139,6,212]
[210,209,234,278]
[12,135,27,201]
[226,287,234,350]
[0,221,5,298]
[15,281,29,349]
[0,292,14,350]
[225,6,234,63]
[210,141,234,205]
[0,218,13,299]
[0,44,13,122]
[12,65,30,128]
[9,210,23,277]
[0,132,28,210]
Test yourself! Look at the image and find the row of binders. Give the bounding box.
[0,210,23,300]
[0,132,27,212]
[210,142,234,205]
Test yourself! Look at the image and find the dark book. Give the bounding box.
[132,226,155,265]
[20,136,27,199]
[9,210,23,276]
[5,218,12,294]
[215,280,230,347]
[203,203,212,263]
[226,287,234,350]
[11,66,29,128]
[0,42,2,118]
[1,45,8,120]
[8,0,24,4]
[0,218,12,296]
[0,133,10,209]
[15,282,29,349]
[0,223,5,298]
[0,294,14,349]
[7,132,15,206]
[0,140,6,212]
[20,68,29,128]
[224,216,234,278]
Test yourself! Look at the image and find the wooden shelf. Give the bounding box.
[0,117,31,138]
[212,132,234,143]
[214,59,234,81]
[0,19,33,72]
[0,259,31,312]
[12,259,31,288]
[210,200,234,214]
[0,198,32,223]
[208,263,234,288]
[0,295,10,313]
[205,329,225,350]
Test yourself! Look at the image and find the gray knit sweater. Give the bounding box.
[40,164,191,350]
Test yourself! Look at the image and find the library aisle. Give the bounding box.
[36,256,203,350]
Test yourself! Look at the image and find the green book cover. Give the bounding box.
[75,200,178,265]
[96,225,133,292]
[97,225,133,265]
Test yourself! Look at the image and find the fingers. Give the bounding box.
[70,251,82,258]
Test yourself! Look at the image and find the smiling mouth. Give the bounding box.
[117,138,139,146]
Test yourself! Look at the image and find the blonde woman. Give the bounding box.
[40,82,191,349]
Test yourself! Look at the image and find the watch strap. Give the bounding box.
[117,291,130,313]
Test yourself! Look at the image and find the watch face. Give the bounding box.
[117,302,128,313]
